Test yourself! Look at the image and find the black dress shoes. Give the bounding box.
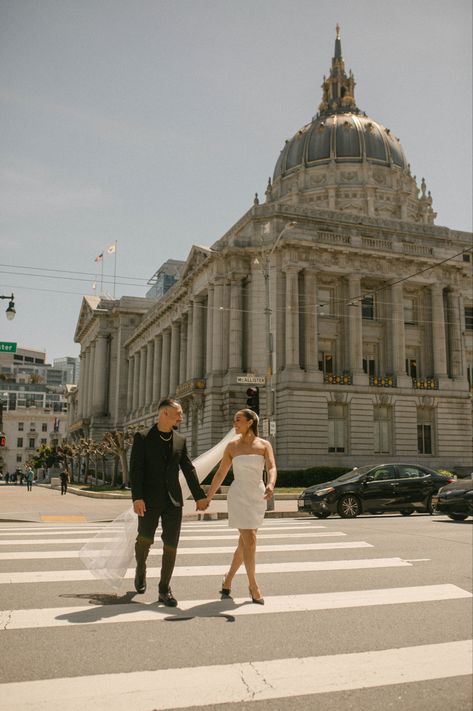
[134,569,146,594]
[158,589,178,607]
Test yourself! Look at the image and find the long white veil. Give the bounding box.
[79,428,235,590]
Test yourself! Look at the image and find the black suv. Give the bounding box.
[298,464,455,519]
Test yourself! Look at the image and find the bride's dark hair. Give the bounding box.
[240,409,259,436]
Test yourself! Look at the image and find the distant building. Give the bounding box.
[53,356,80,385]
[0,347,68,474]
[70,30,472,473]
[146,260,185,299]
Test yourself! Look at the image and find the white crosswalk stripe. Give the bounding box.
[0,517,470,710]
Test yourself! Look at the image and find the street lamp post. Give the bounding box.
[0,294,16,321]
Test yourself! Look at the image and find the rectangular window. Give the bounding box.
[328,403,346,453]
[41,438,47,445]
[16,455,22,463]
[29,438,35,449]
[29,423,36,431]
[363,357,376,376]
[465,307,473,331]
[318,287,333,316]
[18,422,24,431]
[41,423,48,432]
[374,406,392,454]
[417,424,432,454]
[362,294,375,320]
[404,297,416,324]
[406,358,417,378]
[318,353,334,374]
[17,437,23,448]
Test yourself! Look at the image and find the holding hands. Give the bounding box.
[196,497,210,511]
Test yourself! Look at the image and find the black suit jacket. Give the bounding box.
[130,427,206,508]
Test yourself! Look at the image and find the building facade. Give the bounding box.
[70,31,473,473]
[0,347,70,473]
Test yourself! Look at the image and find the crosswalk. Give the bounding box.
[0,516,471,710]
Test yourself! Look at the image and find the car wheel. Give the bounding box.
[400,510,414,516]
[312,511,330,519]
[425,495,434,515]
[447,513,468,521]
[337,495,361,518]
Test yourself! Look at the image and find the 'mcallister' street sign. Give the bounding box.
[0,342,17,353]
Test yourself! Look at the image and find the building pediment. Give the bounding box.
[73,296,101,343]
[179,245,213,282]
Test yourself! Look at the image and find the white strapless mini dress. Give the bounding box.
[227,454,266,529]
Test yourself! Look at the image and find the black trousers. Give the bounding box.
[61,483,67,494]
[135,501,182,593]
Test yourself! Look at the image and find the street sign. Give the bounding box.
[270,420,276,436]
[0,342,16,353]
[236,375,266,385]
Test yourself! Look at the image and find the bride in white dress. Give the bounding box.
[205,409,277,604]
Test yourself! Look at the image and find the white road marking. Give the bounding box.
[0,531,343,550]
[0,640,471,711]
[0,532,348,559]
[1,584,469,631]
[0,556,412,584]
[0,522,322,536]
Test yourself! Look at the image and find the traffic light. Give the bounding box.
[246,387,260,414]
[0,433,6,447]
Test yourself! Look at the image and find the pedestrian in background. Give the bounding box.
[60,469,69,495]
[26,467,34,492]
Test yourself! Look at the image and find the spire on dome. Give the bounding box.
[318,26,359,117]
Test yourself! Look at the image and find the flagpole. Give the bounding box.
[100,257,104,295]
[113,240,117,298]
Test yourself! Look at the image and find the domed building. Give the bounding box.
[70,29,472,475]
[270,26,435,225]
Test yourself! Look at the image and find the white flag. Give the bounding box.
[107,244,116,254]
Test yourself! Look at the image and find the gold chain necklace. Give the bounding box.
[159,431,172,442]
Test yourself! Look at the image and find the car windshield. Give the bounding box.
[333,467,373,483]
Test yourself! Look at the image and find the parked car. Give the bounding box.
[297,463,455,519]
[432,478,473,521]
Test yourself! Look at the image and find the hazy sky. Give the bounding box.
[1,0,471,362]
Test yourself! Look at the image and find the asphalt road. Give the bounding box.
[0,487,471,711]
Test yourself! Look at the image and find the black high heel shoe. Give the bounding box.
[219,576,232,599]
[249,587,264,605]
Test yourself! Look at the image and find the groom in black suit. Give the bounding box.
[130,398,208,606]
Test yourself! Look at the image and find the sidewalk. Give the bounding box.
[0,482,302,523]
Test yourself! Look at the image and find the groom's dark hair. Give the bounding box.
[158,397,180,412]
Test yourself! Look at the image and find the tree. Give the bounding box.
[33,444,60,471]
[102,426,140,487]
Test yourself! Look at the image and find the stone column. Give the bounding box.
[169,320,181,395]
[304,269,319,371]
[430,284,448,381]
[138,346,147,409]
[346,274,364,381]
[186,308,193,381]
[78,351,86,418]
[179,314,188,385]
[192,296,205,378]
[144,340,154,408]
[212,281,225,373]
[92,335,108,415]
[132,352,139,412]
[206,286,214,375]
[447,288,464,379]
[126,356,134,412]
[390,283,410,386]
[86,343,95,416]
[228,278,243,371]
[152,334,162,404]
[284,266,300,369]
[160,328,171,396]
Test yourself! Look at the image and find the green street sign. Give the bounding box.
[0,342,17,353]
